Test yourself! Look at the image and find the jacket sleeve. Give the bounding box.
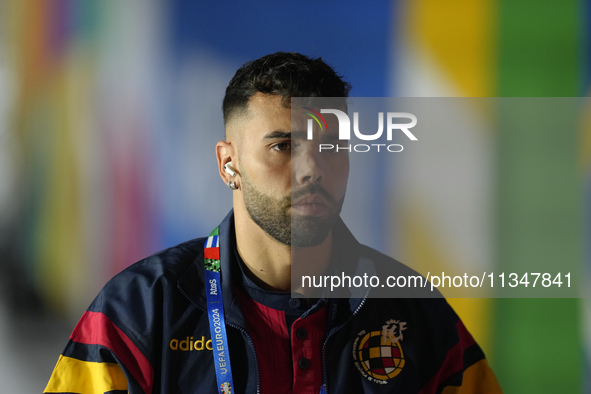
[438,358,502,394]
[419,318,502,394]
[44,310,153,394]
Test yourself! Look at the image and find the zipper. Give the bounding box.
[226,321,261,394]
[321,288,370,394]
[178,286,261,394]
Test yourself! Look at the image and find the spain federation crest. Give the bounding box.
[353,319,407,384]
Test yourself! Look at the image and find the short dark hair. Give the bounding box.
[222,52,351,124]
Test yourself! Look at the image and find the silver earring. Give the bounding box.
[228,180,237,190]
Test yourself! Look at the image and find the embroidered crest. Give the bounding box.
[352,319,407,384]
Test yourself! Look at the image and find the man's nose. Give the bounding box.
[293,149,324,185]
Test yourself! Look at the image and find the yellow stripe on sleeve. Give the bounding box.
[44,355,128,393]
[441,359,503,394]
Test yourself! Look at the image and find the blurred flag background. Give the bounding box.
[0,0,587,392]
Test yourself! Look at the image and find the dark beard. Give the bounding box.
[241,170,344,247]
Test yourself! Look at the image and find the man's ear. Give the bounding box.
[216,141,240,188]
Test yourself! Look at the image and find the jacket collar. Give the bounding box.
[178,210,371,329]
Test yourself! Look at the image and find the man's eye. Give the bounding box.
[272,142,292,151]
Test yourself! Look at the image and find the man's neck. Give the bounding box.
[234,211,332,294]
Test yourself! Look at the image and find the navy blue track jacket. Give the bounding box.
[45,211,501,393]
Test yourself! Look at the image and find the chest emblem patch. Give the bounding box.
[353,319,407,384]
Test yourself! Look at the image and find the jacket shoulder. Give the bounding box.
[357,243,423,276]
[84,237,207,356]
[92,237,206,304]
[354,243,444,298]
[85,237,208,342]
[48,238,209,393]
[354,246,501,392]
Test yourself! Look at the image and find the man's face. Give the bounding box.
[234,93,349,247]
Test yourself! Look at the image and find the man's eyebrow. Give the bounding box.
[263,130,307,139]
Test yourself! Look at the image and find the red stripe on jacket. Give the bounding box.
[418,319,477,394]
[70,311,154,394]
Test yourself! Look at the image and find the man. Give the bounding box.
[44,52,502,393]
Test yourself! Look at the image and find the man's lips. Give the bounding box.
[291,195,330,216]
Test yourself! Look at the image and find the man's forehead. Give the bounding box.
[225,94,286,140]
[248,93,289,113]
[239,94,292,130]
